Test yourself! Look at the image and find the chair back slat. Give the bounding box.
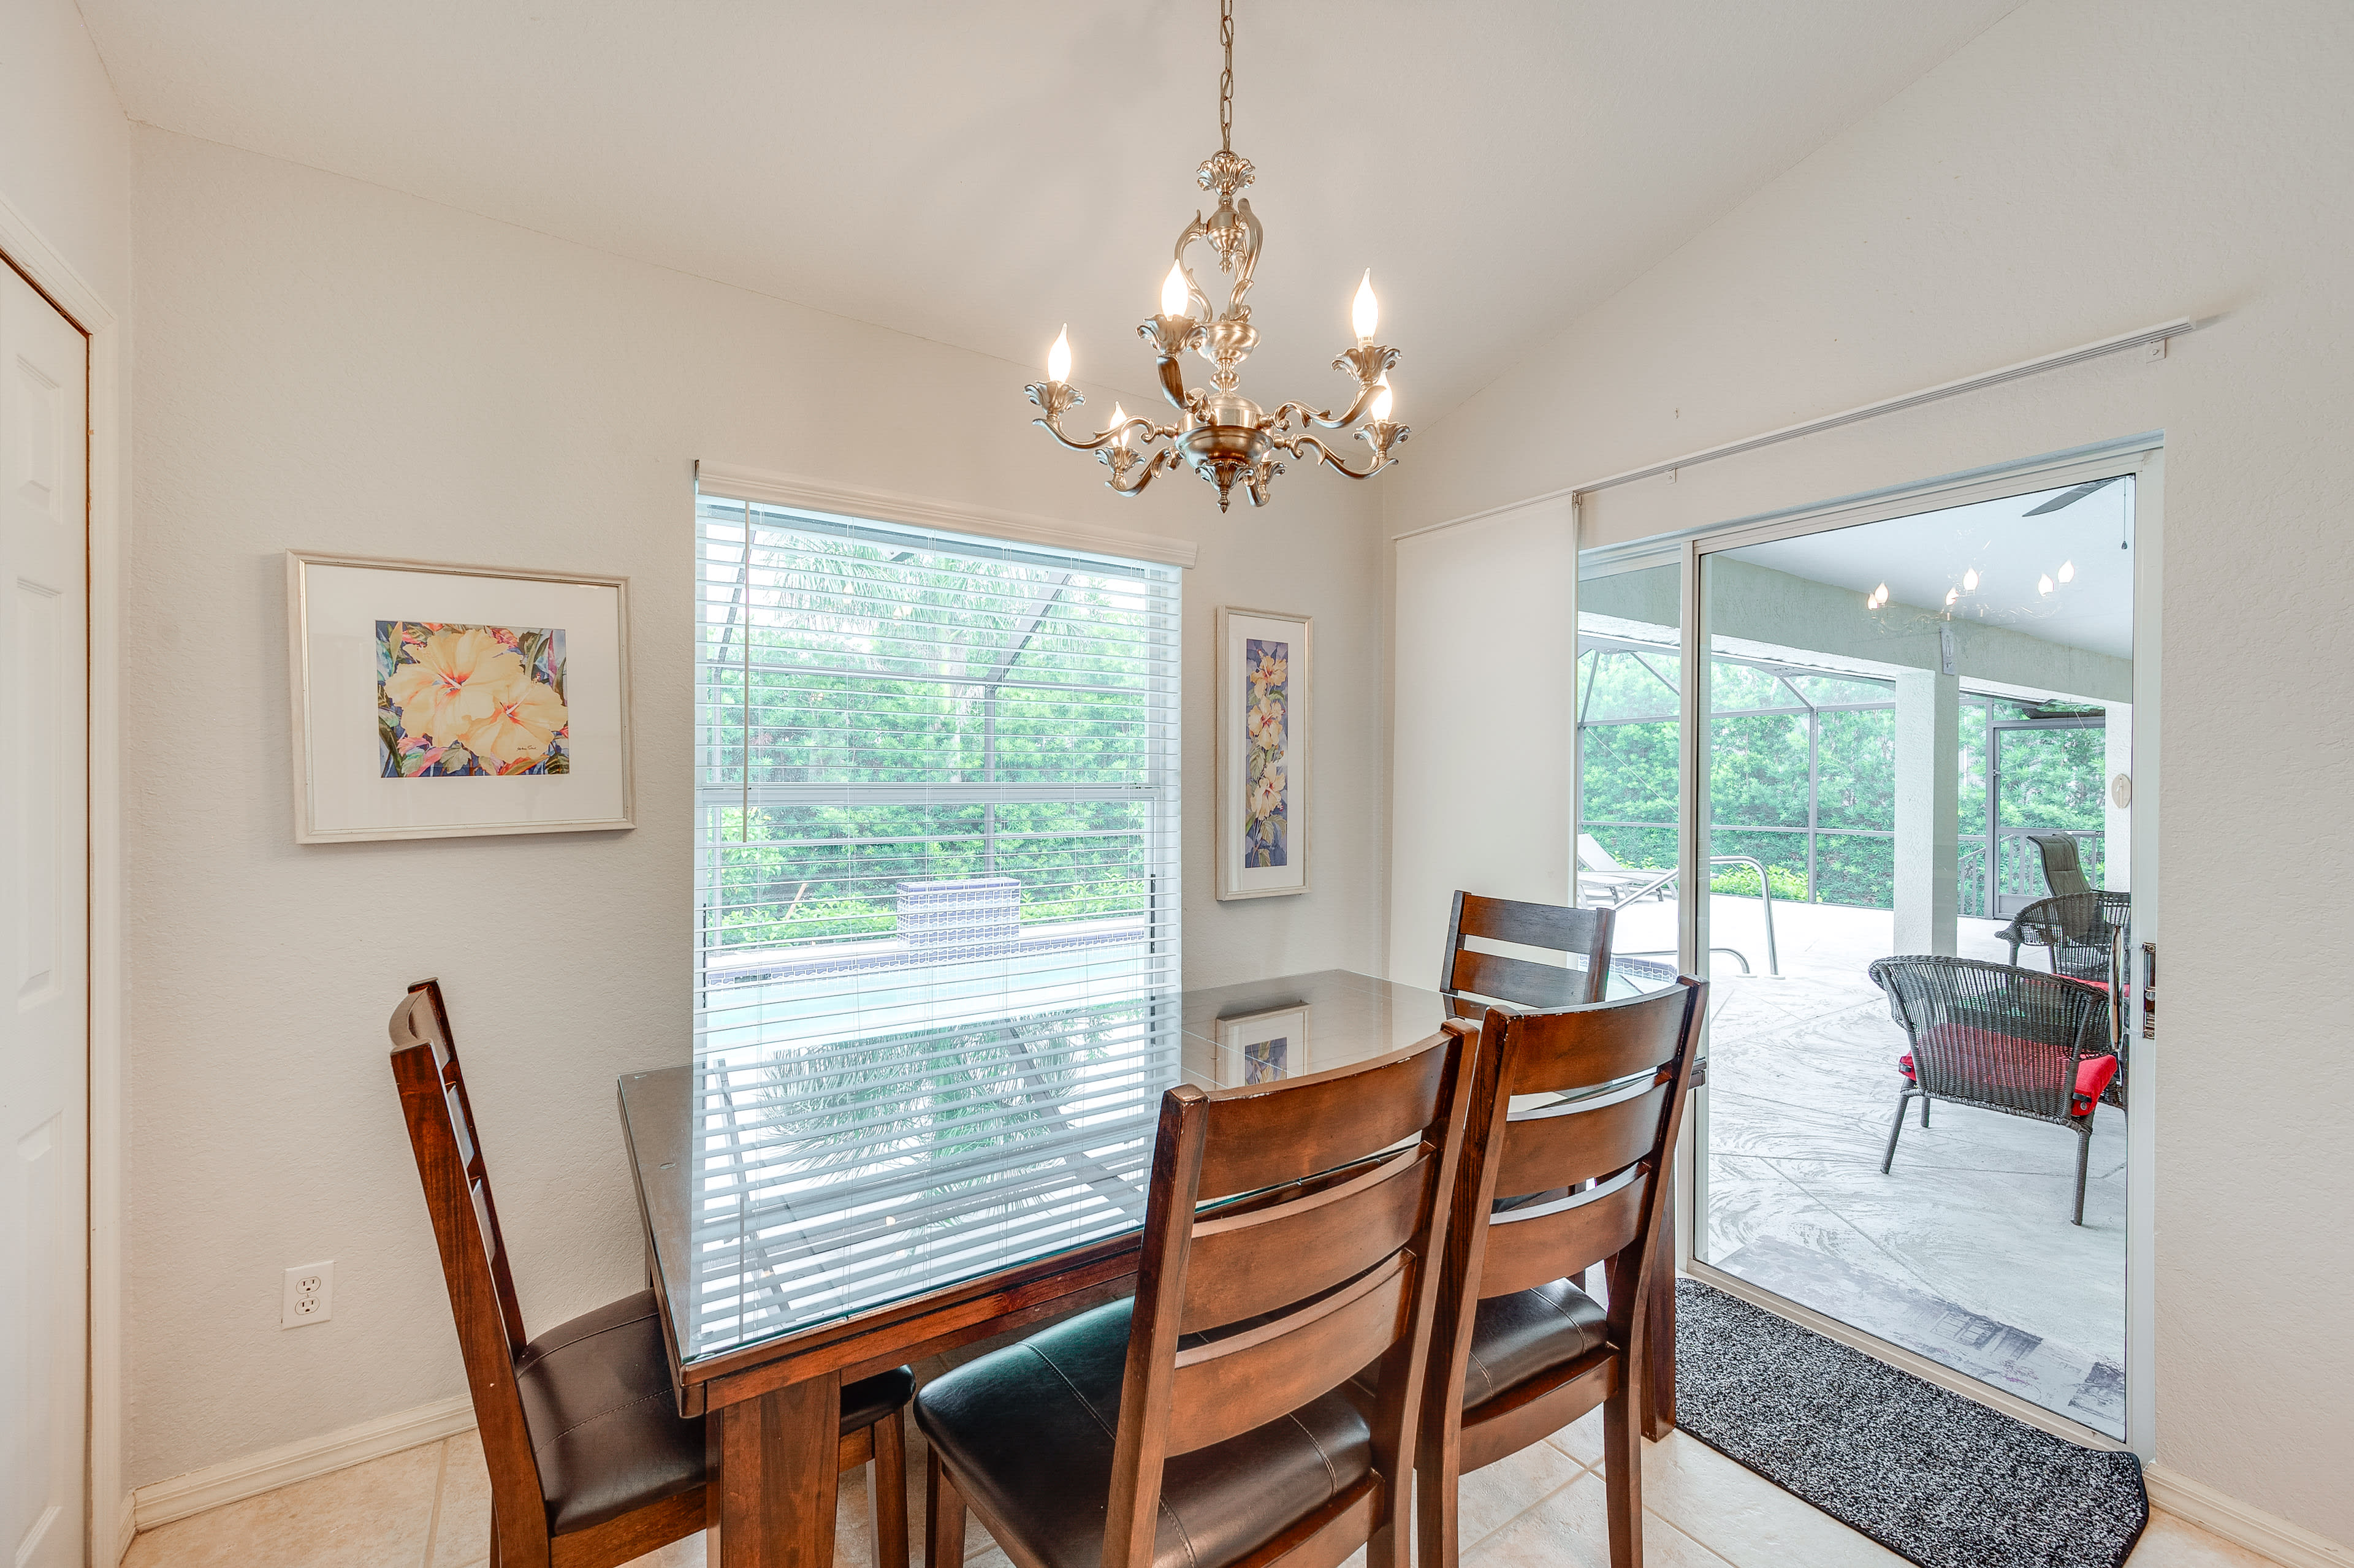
[1195,1043,1451,1201]
[1474,1168,1651,1301]
[389,978,549,1564]
[1502,989,1691,1098]
[1100,1029,1478,1568]
[1440,891,1614,1019]
[1490,1079,1670,1201]
[1180,1146,1430,1333]
[1455,893,1612,956]
[1445,950,1596,1016]
[1165,1254,1411,1456]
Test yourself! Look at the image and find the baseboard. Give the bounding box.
[129,1396,477,1532]
[2145,1467,2354,1568]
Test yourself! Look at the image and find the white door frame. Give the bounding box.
[1577,433,2162,1460]
[0,191,129,1563]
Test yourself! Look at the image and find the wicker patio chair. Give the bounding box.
[1995,833,2130,983]
[1867,956,2119,1226]
[2006,889,2133,983]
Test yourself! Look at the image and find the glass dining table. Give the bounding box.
[617,965,1675,1568]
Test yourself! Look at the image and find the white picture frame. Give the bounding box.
[1213,1004,1311,1086]
[287,550,634,843]
[1215,605,1310,900]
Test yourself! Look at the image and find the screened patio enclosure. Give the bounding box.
[1577,624,2116,921]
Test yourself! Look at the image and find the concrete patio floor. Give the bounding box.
[1612,893,2128,1437]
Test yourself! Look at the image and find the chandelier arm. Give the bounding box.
[1280,433,1381,480]
[1155,354,1196,413]
[1272,385,1376,433]
[1035,410,1179,455]
[1282,424,1410,480]
[1104,447,1180,497]
[1173,220,1216,321]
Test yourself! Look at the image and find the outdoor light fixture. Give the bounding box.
[1023,0,1409,511]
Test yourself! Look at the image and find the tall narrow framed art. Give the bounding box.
[1214,605,1310,899]
[287,550,634,842]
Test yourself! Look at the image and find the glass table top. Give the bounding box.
[619,966,1639,1365]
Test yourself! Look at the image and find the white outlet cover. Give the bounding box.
[282,1260,335,1328]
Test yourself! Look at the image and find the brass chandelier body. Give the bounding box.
[1024,0,1407,511]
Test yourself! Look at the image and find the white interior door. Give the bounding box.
[0,259,90,1568]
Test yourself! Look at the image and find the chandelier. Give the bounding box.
[1024,0,1407,512]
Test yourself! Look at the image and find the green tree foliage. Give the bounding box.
[701,531,1167,950]
[1577,651,2109,915]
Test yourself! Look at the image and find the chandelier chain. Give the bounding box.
[1218,0,1234,152]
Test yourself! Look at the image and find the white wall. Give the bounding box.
[1387,498,1577,981]
[1387,0,2353,1543]
[0,0,133,308]
[125,126,1384,1488]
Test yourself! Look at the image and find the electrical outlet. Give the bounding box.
[282,1260,334,1328]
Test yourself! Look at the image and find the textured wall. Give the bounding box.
[0,0,132,307]
[1387,0,2354,1541]
[124,127,1384,1486]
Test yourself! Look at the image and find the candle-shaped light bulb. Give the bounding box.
[1111,402,1130,447]
[2057,560,2076,583]
[1368,372,1393,421]
[1352,270,1379,343]
[2038,573,2055,596]
[1161,262,1189,319]
[1962,566,1980,592]
[1046,326,1071,384]
[1945,587,1959,607]
[1875,582,1889,604]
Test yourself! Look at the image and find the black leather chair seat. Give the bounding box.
[516,1289,915,1534]
[915,1299,1371,1568]
[1461,1278,1609,1409]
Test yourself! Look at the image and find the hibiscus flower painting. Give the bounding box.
[376,620,570,777]
[1242,637,1289,867]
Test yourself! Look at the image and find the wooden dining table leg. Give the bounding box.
[707,1369,842,1568]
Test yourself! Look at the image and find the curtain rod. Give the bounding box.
[1392,316,2194,544]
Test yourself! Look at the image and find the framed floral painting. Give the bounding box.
[1215,606,1309,899]
[288,552,633,842]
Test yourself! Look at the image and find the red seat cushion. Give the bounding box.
[1897,1029,2115,1117]
[2071,1053,2117,1113]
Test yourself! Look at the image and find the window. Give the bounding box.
[693,495,1182,1068]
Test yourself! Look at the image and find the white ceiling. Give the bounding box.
[78,0,2021,422]
[1731,478,2138,660]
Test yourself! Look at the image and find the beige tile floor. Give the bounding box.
[123,1405,2271,1568]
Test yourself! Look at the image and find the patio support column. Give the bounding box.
[2104,701,2132,890]
[1893,669,1959,955]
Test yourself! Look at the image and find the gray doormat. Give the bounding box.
[1675,1279,2147,1568]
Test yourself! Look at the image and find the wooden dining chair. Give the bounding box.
[1439,891,1617,1020]
[389,978,915,1568]
[913,1026,1479,1568]
[1418,979,1706,1568]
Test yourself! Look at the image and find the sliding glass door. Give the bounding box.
[1591,461,2146,1443]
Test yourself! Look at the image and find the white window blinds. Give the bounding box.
[693,494,1183,1071]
